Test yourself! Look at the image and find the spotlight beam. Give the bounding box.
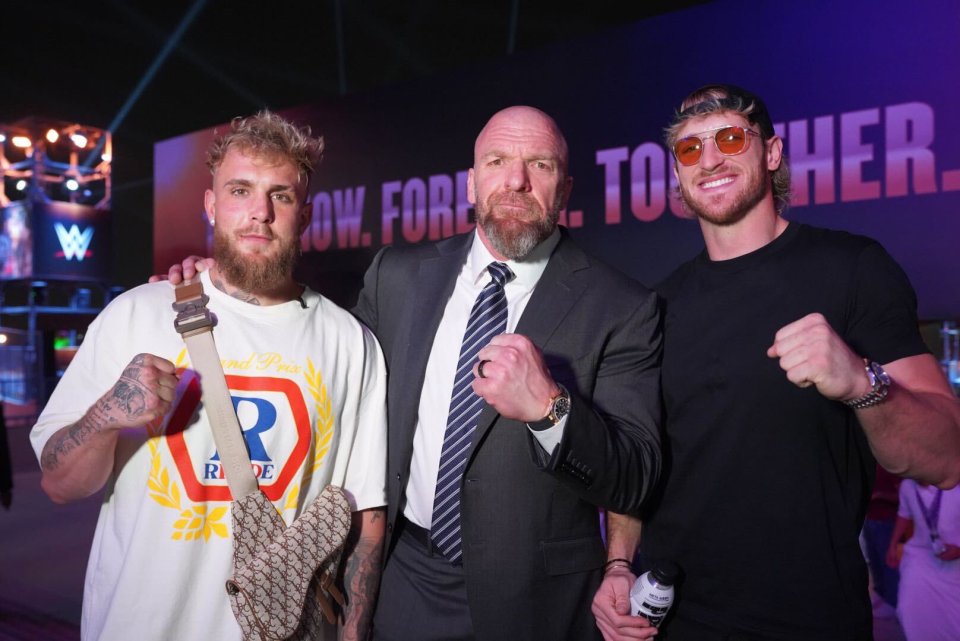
[109,0,268,109]
[83,0,209,169]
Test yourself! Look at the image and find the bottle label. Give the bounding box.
[630,572,673,627]
[641,602,670,615]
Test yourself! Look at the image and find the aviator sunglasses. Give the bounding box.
[673,125,761,166]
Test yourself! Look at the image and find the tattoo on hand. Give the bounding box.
[120,354,147,382]
[121,364,141,380]
[113,380,147,417]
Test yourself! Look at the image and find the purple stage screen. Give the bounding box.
[155,0,960,318]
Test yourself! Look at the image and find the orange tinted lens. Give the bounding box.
[714,126,747,154]
[674,137,702,165]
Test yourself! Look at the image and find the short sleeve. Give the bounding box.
[897,479,916,520]
[845,242,928,364]
[335,325,388,512]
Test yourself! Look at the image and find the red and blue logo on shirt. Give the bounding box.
[164,374,312,502]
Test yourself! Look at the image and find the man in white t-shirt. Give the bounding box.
[887,480,960,641]
[31,111,387,641]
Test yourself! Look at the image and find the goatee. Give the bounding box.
[476,193,558,260]
[213,226,299,292]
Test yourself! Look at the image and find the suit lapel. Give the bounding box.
[470,232,591,451]
[393,234,473,437]
[513,234,590,347]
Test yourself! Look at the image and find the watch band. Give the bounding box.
[843,361,891,410]
[527,386,571,431]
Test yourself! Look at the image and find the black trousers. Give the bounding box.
[372,519,474,641]
[661,616,765,641]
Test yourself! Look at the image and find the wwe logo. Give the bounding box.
[54,223,94,261]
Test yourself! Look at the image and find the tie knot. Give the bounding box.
[487,262,511,287]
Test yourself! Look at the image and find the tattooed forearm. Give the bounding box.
[341,513,385,641]
[39,353,175,504]
[42,354,157,472]
[40,397,118,472]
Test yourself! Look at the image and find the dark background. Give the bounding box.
[1,0,709,288]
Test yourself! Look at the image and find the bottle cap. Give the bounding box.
[649,560,680,585]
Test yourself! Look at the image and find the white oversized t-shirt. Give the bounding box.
[31,271,387,641]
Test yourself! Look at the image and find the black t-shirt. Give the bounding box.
[642,222,928,640]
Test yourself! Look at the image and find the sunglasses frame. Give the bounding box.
[673,125,762,166]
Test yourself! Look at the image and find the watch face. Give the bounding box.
[870,362,891,386]
[844,362,892,408]
[554,396,571,419]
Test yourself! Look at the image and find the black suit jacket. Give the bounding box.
[354,229,662,641]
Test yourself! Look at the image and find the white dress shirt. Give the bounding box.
[404,228,567,529]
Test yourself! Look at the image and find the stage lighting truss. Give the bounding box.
[0,118,111,209]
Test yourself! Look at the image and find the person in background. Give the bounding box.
[863,465,902,615]
[886,479,960,641]
[0,402,12,509]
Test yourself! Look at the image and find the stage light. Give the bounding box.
[1,119,111,206]
[0,334,7,345]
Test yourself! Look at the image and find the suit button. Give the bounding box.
[396,473,401,481]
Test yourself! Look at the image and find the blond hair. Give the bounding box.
[206,110,324,192]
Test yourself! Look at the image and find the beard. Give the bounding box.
[679,158,769,227]
[476,191,559,260]
[213,225,300,292]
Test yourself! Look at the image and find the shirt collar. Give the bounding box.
[467,227,560,288]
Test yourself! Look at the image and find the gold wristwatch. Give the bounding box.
[528,386,571,431]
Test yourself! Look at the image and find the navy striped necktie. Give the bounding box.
[430,261,512,564]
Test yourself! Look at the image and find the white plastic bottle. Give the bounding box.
[629,561,679,627]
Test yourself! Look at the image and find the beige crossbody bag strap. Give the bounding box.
[173,280,258,499]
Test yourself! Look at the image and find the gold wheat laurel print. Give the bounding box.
[304,358,334,474]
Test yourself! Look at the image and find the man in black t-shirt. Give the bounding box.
[592,85,960,641]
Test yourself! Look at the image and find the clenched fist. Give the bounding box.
[101,353,180,429]
[767,313,871,402]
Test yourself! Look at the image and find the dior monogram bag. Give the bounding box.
[173,280,351,640]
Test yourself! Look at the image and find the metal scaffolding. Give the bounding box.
[0,118,111,210]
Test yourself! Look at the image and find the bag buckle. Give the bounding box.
[172,280,214,337]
